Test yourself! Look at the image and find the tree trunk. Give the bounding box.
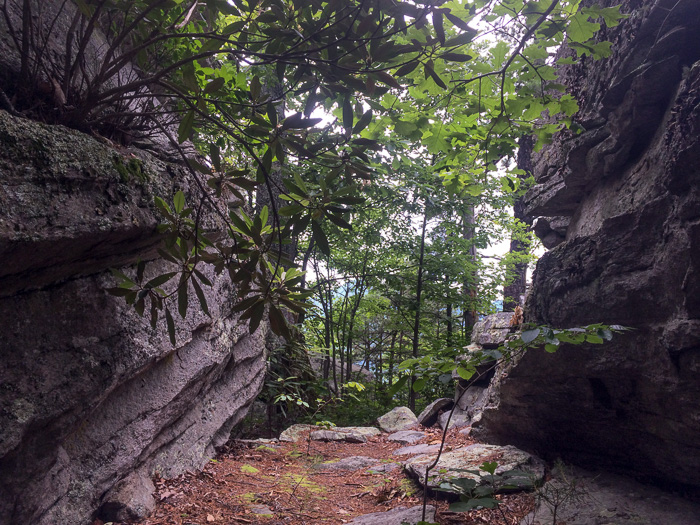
[503,135,535,311]
[409,207,429,412]
[462,203,478,332]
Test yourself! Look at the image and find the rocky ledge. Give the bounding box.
[0,110,267,524]
[474,0,700,494]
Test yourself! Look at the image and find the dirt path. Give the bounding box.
[115,427,534,525]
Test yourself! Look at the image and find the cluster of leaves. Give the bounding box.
[396,323,628,394]
[437,460,536,512]
[3,0,626,343]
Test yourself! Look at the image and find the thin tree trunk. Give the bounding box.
[446,301,453,348]
[409,207,429,412]
[462,203,478,333]
[503,135,534,311]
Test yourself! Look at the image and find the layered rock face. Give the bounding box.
[0,110,267,523]
[475,0,700,492]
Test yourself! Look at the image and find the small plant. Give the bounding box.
[526,461,592,525]
[437,461,535,515]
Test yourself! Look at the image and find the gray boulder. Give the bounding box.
[279,424,316,442]
[0,112,268,524]
[470,313,515,348]
[438,406,471,431]
[377,406,419,432]
[98,472,156,522]
[456,385,488,412]
[416,398,453,427]
[405,443,544,491]
[474,0,700,491]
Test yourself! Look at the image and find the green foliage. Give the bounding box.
[3,1,624,352]
[436,460,536,512]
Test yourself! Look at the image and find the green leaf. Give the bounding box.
[165,308,176,345]
[444,11,473,32]
[342,97,353,133]
[586,334,604,344]
[268,304,289,338]
[374,71,401,89]
[353,109,373,134]
[178,110,195,144]
[521,328,540,344]
[311,220,330,257]
[203,77,226,94]
[248,301,266,333]
[145,272,178,289]
[267,102,278,127]
[178,276,188,318]
[424,62,447,89]
[282,113,322,129]
[433,10,445,44]
[440,52,473,62]
[480,461,497,475]
[250,75,262,100]
[106,287,134,297]
[192,276,210,317]
[444,29,478,47]
[326,213,352,230]
[173,190,185,213]
[412,377,426,392]
[395,60,420,76]
[387,375,408,396]
[209,143,221,172]
[567,12,601,43]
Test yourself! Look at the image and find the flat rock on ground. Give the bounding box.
[348,505,436,525]
[521,466,700,525]
[310,429,367,443]
[315,456,380,471]
[279,424,316,442]
[405,443,545,490]
[393,444,441,456]
[377,406,419,432]
[387,430,426,444]
[366,462,401,474]
[334,426,382,438]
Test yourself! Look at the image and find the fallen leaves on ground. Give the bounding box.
[108,427,534,524]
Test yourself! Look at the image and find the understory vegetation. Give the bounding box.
[2,0,624,428]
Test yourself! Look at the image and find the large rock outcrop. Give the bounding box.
[474,0,700,493]
[0,110,267,524]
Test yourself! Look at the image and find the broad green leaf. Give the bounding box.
[165,308,176,345]
[192,276,210,317]
[178,275,188,318]
[567,12,600,43]
[342,97,353,133]
[311,220,330,257]
[444,28,478,47]
[521,328,540,344]
[178,110,195,144]
[173,190,185,213]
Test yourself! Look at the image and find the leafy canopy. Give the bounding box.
[12,0,626,339]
